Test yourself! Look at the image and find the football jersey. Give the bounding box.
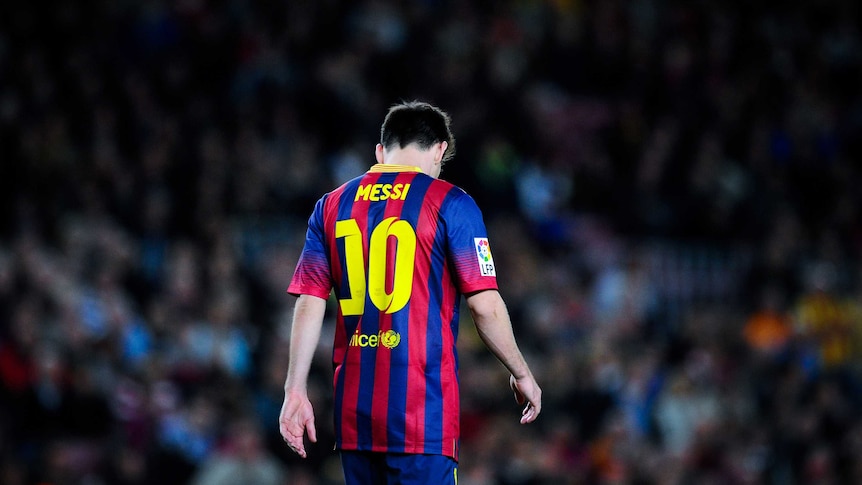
[287,163,498,460]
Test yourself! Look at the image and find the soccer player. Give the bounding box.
[278,101,541,484]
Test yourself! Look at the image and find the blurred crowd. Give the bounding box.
[2,1,862,484]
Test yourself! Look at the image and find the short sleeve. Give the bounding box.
[443,190,499,294]
[287,196,333,299]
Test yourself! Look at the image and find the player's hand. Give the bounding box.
[278,389,317,458]
[510,374,541,424]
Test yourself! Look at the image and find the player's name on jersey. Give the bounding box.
[355,183,411,202]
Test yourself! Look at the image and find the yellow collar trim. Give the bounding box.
[369,164,423,173]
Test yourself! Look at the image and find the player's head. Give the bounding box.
[380,101,456,165]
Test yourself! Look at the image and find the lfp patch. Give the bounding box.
[474,238,496,277]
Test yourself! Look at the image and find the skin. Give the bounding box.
[278,142,542,458]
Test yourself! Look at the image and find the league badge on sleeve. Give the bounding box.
[474,238,496,277]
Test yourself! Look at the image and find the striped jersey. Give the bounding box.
[287,163,498,460]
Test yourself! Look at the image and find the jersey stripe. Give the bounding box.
[420,181,457,454]
[352,171,383,450]
[441,191,463,458]
[331,177,357,450]
[439,240,459,458]
[338,171,383,450]
[398,173,435,453]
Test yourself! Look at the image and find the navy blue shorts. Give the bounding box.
[341,451,458,485]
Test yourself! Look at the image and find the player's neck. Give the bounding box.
[376,143,442,178]
[384,157,439,178]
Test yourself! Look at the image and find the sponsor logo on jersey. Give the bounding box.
[474,238,496,276]
[355,183,411,202]
[349,329,402,349]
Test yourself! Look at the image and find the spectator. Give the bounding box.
[191,416,288,485]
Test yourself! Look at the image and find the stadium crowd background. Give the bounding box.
[1,1,862,484]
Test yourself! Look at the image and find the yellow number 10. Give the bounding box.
[335,217,416,316]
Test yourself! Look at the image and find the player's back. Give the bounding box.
[314,163,494,459]
[322,164,458,354]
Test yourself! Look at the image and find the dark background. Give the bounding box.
[1,1,861,484]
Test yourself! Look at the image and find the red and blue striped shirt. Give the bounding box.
[287,163,498,461]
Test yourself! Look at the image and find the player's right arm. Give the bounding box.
[279,293,327,458]
[466,289,542,424]
[280,196,333,458]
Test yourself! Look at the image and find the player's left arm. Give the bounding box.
[466,289,542,424]
[442,190,541,422]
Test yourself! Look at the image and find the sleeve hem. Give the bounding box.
[459,281,498,294]
[286,286,331,300]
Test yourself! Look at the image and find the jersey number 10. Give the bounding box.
[336,217,416,316]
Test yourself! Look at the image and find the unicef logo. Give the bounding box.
[476,239,491,262]
[349,329,402,349]
[381,330,401,349]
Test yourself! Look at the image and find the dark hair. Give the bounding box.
[380,101,456,162]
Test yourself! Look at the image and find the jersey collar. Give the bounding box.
[368,164,423,173]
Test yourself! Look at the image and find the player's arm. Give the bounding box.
[279,293,327,458]
[466,289,542,424]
